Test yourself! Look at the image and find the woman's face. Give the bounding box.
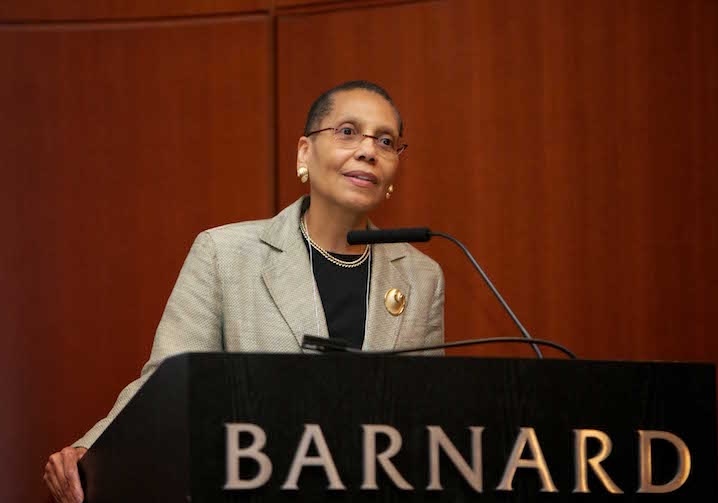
[297,89,401,216]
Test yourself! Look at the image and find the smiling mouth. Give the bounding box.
[344,172,378,184]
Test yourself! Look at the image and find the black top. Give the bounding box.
[302,242,370,350]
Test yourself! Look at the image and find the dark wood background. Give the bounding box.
[1,1,716,501]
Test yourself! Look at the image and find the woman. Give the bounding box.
[44,80,445,503]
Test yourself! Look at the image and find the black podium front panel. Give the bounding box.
[81,353,716,502]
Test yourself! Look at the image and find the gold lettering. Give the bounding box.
[361,424,413,490]
[637,430,691,493]
[572,429,623,494]
[281,424,346,490]
[497,427,557,492]
[426,426,484,492]
[223,423,273,489]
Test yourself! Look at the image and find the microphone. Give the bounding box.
[348,227,549,359]
[301,335,351,352]
[347,228,431,244]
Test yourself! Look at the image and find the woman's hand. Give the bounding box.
[44,446,87,503]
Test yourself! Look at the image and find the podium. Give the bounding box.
[79,353,716,502]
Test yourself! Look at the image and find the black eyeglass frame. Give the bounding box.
[306,127,408,156]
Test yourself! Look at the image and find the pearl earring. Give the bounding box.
[297,165,309,183]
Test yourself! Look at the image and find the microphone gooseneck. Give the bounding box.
[430,231,543,358]
[347,228,547,359]
[301,335,576,359]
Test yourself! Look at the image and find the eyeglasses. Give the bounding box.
[306,126,408,157]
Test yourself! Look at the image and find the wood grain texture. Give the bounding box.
[2,0,717,501]
[274,0,420,13]
[0,14,272,502]
[0,0,269,22]
[277,0,718,361]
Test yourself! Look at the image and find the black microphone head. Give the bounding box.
[347,228,432,245]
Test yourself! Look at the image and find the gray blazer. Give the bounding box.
[75,197,445,448]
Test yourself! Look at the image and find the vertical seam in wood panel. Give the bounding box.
[270,3,279,214]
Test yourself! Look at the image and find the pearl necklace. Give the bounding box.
[299,215,370,268]
[300,214,372,344]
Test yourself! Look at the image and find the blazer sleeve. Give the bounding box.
[73,231,224,448]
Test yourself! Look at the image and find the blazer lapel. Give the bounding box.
[260,198,329,349]
[258,197,411,352]
[364,243,410,351]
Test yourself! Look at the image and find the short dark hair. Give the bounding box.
[303,80,404,137]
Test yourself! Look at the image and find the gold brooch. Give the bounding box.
[384,288,406,316]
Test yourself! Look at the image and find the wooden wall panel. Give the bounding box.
[277,0,718,361]
[276,0,341,7]
[275,0,409,10]
[0,0,268,22]
[0,14,272,502]
[3,0,717,500]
